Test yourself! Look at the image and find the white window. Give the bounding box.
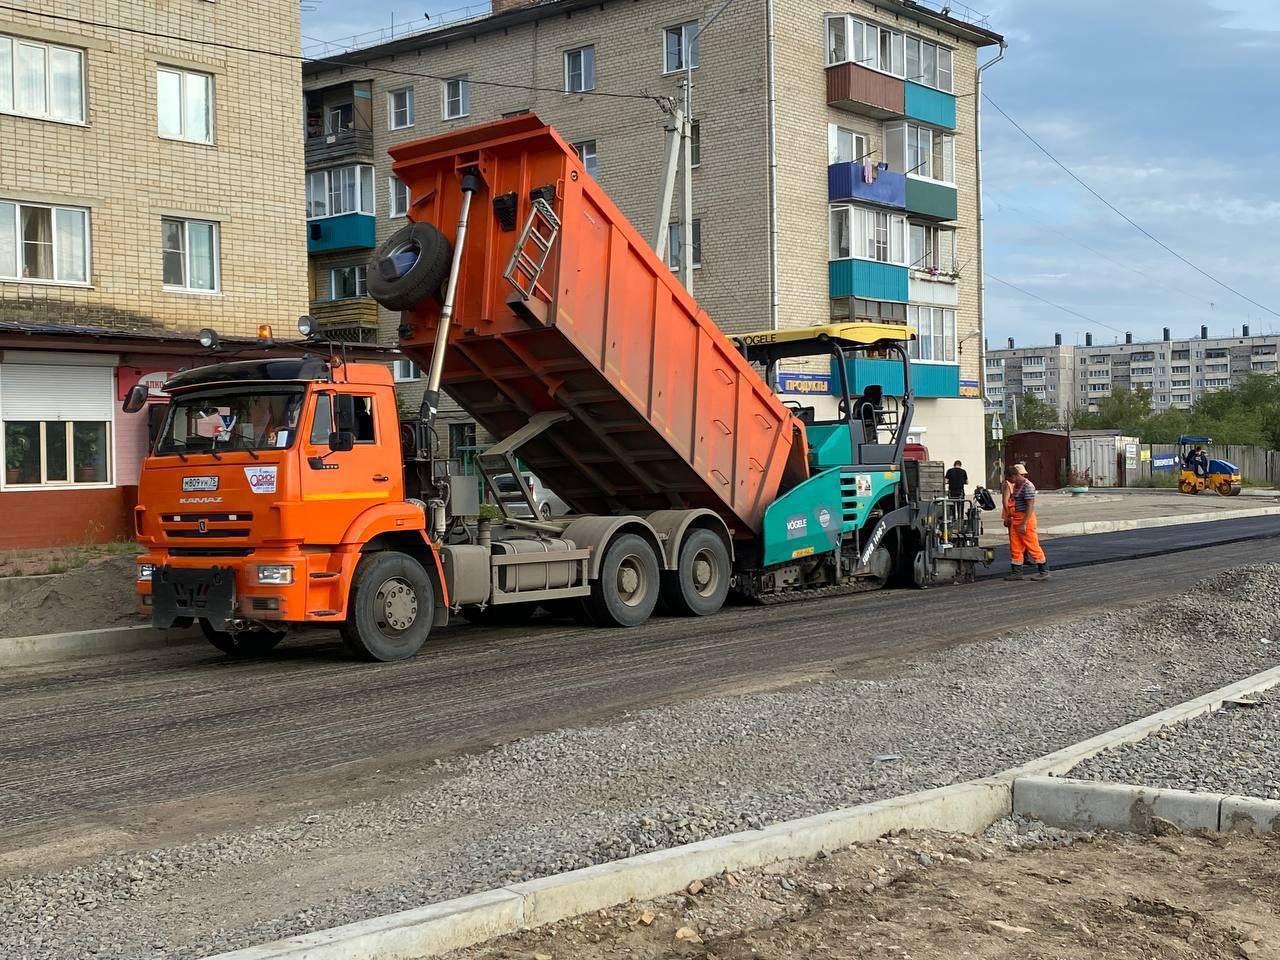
[885,122,954,183]
[325,102,353,134]
[393,359,421,382]
[306,165,375,218]
[388,87,414,129]
[330,265,367,300]
[690,120,701,167]
[664,21,699,73]
[908,305,956,362]
[825,15,848,66]
[3,420,111,487]
[157,67,213,143]
[389,175,410,217]
[829,205,851,260]
[908,224,955,273]
[443,77,469,119]
[564,45,596,93]
[667,219,702,271]
[0,200,90,284]
[829,205,906,265]
[828,123,867,164]
[574,140,598,177]
[161,217,219,292]
[0,34,85,123]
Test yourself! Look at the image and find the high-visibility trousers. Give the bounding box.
[1008,510,1045,566]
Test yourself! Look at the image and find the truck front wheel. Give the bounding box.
[662,528,730,617]
[341,551,435,662]
[587,533,660,627]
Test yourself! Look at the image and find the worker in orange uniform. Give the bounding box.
[1004,465,1048,581]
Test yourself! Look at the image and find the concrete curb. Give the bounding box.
[0,573,56,606]
[1014,775,1280,836]
[1039,504,1280,537]
[0,623,201,667]
[199,663,1280,960]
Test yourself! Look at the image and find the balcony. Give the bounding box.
[834,356,962,399]
[826,61,904,118]
[308,213,377,255]
[904,82,956,129]
[905,178,958,221]
[310,297,380,340]
[829,259,908,302]
[828,162,906,208]
[306,127,375,167]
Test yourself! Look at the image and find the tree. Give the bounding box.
[1013,391,1058,430]
[1073,387,1154,435]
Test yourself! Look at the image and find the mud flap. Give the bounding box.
[152,567,236,630]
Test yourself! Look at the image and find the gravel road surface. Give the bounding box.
[1071,688,1280,799]
[3,554,1280,959]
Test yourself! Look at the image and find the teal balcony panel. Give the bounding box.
[904,82,957,129]
[307,213,377,255]
[828,260,909,302]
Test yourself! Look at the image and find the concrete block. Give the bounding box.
[1220,796,1280,835]
[200,888,525,960]
[1014,776,1221,833]
[0,624,201,668]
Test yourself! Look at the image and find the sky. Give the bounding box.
[304,0,1280,348]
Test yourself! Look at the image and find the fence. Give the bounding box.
[1133,444,1280,487]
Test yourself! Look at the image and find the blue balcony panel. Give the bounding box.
[829,260,909,302]
[904,82,957,129]
[308,212,377,255]
[828,163,906,207]
[832,357,962,399]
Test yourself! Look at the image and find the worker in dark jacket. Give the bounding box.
[944,460,968,499]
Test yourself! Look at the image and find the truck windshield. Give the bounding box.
[157,389,305,455]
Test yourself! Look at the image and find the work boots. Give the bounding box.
[1004,565,1025,582]
[1031,563,1050,581]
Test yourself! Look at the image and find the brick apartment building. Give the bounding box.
[0,2,307,548]
[301,0,1003,473]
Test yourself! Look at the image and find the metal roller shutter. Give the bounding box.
[1,364,115,421]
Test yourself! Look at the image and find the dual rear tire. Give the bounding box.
[585,528,732,626]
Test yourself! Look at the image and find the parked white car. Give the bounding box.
[493,472,569,520]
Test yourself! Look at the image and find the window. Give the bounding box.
[330,265,366,300]
[157,67,213,143]
[0,34,85,123]
[905,36,953,92]
[325,102,353,134]
[3,420,110,486]
[352,396,376,442]
[306,165,375,218]
[690,120,701,167]
[828,205,906,265]
[443,77,469,119]
[831,297,906,323]
[0,201,89,284]
[828,123,867,164]
[908,305,956,362]
[161,217,219,292]
[564,45,596,93]
[909,224,955,273]
[825,15,849,66]
[393,360,421,382]
[449,422,476,457]
[310,394,333,445]
[574,140,598,177]
[388,87,414,129]
[667,219,702,271]
[884,122,954,183]
[664,21,699,73]
[389,175,410,217]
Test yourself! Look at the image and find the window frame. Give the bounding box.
[886,121,955,185]
[156,65,214,144]
[0,34,87,124]
[0,199,92,286]
[667,218,703,271]
[564,44,596,93]
[161,216,221,294]
[387,86,415,130]
[574,140,599,177]
[663,21,700,74]
[392,360,421,383]
[306,164,375,220]
[442,77,470,120]
[388,175,410,218]
[829,204,906,266]
[329,264,367,301]
[828,123,868,165]
[908,223,956,275]
[908,305,957,363]
[1,419,113,490]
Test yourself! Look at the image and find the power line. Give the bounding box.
[0,3,666,104]
[985,271,1126,336]
[983,94,1280,321]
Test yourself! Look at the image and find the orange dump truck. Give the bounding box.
[127,115,989,661]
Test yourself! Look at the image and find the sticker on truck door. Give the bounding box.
[244,465,278,494]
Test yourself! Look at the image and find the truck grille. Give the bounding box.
[162,512,254,523]
[162,512,254,540]
[168,528,252,539]
[168,547,256,558]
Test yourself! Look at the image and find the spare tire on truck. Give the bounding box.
[367,221,453,311]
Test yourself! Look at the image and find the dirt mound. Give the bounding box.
[0,555,145,638]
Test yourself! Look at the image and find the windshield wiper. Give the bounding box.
[225,433,260,460]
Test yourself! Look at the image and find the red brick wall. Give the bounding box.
[0,487,132,550]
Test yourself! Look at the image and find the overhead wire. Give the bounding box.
[984,272,1126,337]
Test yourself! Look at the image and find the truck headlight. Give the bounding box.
[256,564,294,585]
[138,563,155,582]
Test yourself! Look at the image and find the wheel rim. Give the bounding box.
[386,240,421,278]
[375,577,419,634]
[690,547,720,598]
[616,554,649,607]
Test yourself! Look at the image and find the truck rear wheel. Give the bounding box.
[662,528,730,617]
[586,533,660,627]
[199,620,284,657]
[341,551,434,662]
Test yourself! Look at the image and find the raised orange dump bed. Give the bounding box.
[390,115,806,538]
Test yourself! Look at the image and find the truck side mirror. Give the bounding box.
[122,384,149,414]
[329,394,356,452]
